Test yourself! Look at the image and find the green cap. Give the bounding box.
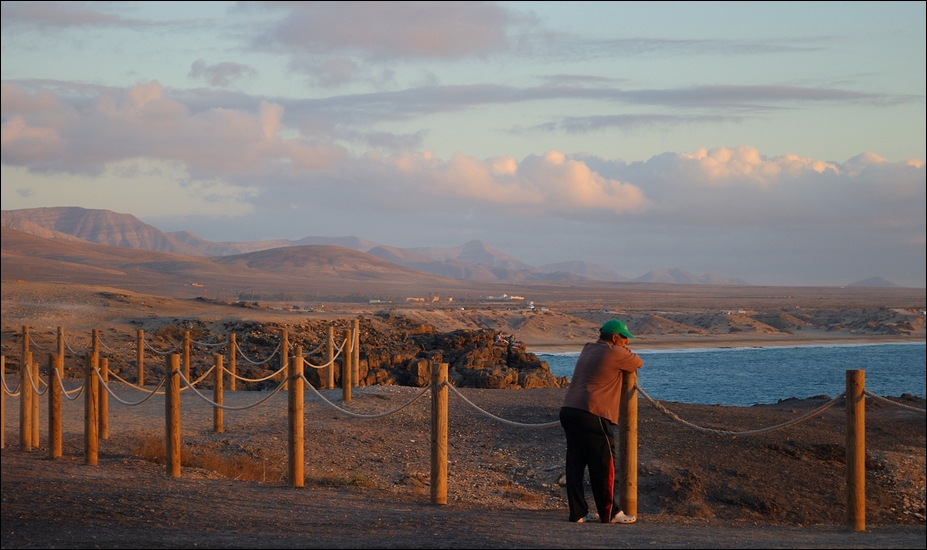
[601,319,635,339]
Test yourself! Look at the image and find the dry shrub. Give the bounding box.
[502,486,543,505]
[154,325,206,343]
[129,433,284,483]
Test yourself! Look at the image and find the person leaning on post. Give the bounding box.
[559,319,643,524]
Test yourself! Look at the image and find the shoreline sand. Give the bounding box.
[527,334,925,354]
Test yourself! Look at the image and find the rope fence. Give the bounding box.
[2,324,924,532]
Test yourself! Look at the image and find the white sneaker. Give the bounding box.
[610,511,636,524]
[574,512,599,523]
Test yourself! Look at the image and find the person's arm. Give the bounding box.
[607,345,643,372]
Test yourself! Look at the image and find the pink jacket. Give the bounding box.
[561,340,643,424]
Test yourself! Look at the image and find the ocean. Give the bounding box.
[536,342,926,407]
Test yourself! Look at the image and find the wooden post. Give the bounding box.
[91,328,99,363]
[1,356,5,449]
[137,329,145,386]
[57,327,65,368]
[20,325,31,451]
[326,326,334,390]
[166,354,181,478]
[431,362,448,505]
[846,369,866,532]
[288,346,304,488]
[183,331,191,381]
[619,370,639,517]
[31,357,39,447]
[49,354,62,458]
[352,318,360,387]
[99,357,109,440]
[84,352,99,465]
[21,325,29,366]
[229,333,237,391]
[213,354,224,434]
[342,329,352,402]
[280,329,289,391]
[20,352,32,452]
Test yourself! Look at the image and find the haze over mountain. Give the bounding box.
[632,269,751,286]
[847,277,901,288]
[2,206,752,285]
[538,261,630,283]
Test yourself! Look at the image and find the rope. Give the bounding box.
[23,362,49,397]
[108,372,170,395]
[446,384,561,428]
[863,391,927,414]
[186,365,216,388]
[303,343,345,370]
[177,371,288,411]
[144,339,181,356]
[64,337,89,356]
[1,372,21,396]
[189,337,228,348]
[224,364,286,383]
[94,368,167,405]
[300,375,431,419]
[300,340,327,357]
[28,333,49,350]
[235,340,281,365]
[635,385,847,436]
[51,368,84,399]
[97,336,133,354]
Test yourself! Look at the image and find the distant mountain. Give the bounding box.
[167,230,293,256]
[847,277,901,288]
[3,207,752,286]
[167,230,379,256]
[633,268,750,285]
[2,206,203,255]
[211,244,440,282]
[0,226,454,298]
[367,244,588,282]
[409,240,534,271]
[538,261,629,282]
[2,207,380,257]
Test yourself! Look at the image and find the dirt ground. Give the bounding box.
[1,281,925,548]
[2,384,925,549]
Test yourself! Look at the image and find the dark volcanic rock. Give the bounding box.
[119,313,569,390]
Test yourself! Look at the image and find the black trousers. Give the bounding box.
[559,406,620,523]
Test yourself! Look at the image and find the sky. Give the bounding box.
[1,1,925,288]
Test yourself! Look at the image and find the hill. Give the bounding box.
[848,277,902,288]
[633,268,750,285]
[3,206,754,285]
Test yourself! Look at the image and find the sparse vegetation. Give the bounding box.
[130,433,285,483]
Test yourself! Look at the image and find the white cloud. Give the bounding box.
[578,147,926,229]
[1,81,346,176]
[2,82,923,240]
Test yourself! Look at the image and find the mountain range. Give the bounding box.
[1,206,757,285]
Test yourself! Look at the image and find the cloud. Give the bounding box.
[0,1,151,30]
[0,81,346,175]
[268,148,649,223]
[578,147,926,228]
[188,60,258,88]
[261,1,515,60]
[547,36,827,60]
[10,79,911,144]
[2,81,922,236]
[253,1,525,86]
[517,113,738,134]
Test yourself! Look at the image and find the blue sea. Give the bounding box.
[537,343,926,407]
